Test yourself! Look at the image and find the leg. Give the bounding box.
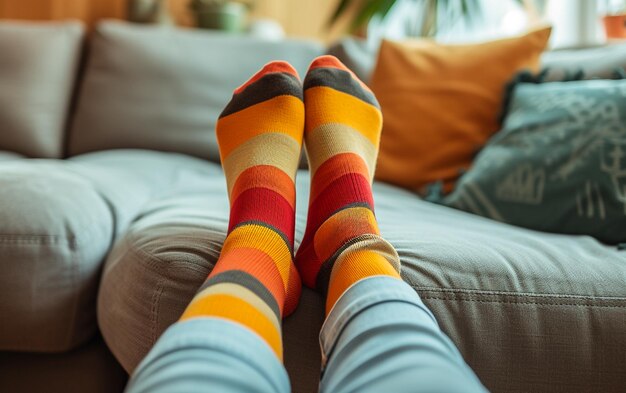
[126,61,305,393]
[297,56,488,392]
[320,277,488,393]
[126,318,289,393]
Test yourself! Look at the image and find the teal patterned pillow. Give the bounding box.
[444,78,626,244]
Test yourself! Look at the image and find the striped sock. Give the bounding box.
[179,61,304,360]
[296,56,402,314]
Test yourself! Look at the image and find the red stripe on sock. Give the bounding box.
[228,187,295,244]
[311,153,370,202]
[306,172,374,234]
[231,165,296,210]
[294,242,322,288]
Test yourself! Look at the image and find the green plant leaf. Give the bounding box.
[327,0,528,34]
[328,0,355,27]
[461,0,470,14]
[350,0,390,33]
[375,0,397,20]
[423,0,438,37]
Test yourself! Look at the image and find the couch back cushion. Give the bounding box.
[0,21,84,158]
[541,42,626,80]
[68,21,324,162]
[370,28,551,195]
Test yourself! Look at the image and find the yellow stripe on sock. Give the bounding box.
[305,86,382,146]
[180,293,283,359]
[218,95,304,160]
[191,282,281,333]
[324,235,402,313]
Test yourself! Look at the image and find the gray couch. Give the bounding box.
[1,20,625,393]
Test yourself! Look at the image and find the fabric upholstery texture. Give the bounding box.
[541,42,626,80]
[0,21,84,158]
[0,151,23,162]
[326,38,378,84]
[446,78,626,244]
[370,27,551,196]
[0,149,212,352]
[68,21,323,162]
[0,162,113,352]
[96,150,626,393]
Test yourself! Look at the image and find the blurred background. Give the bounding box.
[0,0,624,47]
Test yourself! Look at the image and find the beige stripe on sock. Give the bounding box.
[192,282,282,332]
[223,132,302,196]
[306,123,379,183]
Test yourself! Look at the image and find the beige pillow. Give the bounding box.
[0,21,84,158]
[69,21,324,162]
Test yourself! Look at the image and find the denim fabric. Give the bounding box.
[320,276,487,393]
[126,276,487,393]
[126,318,290,393]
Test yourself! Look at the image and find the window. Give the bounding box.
[368,0,607,48]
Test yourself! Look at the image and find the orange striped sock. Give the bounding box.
[295,55,402,315]
[179,61,304,360]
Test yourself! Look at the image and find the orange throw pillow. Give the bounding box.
[371,27,551,195]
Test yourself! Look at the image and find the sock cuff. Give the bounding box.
[316,233,401,294]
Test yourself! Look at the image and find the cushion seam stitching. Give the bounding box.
[419,295,626,308]
[412,286,626,301]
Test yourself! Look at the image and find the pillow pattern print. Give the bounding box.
[445,79,626,244]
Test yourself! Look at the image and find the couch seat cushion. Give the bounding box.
[0,151,24,162]
[0,161,113,352]
[98,158,626,393]
[0,150,214,352]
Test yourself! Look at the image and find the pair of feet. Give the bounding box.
[180,56,401,359]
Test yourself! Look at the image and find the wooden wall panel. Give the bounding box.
[170,0,193,26]
[86,0,126,21]
[51,0,89,20]
[0,0,125,26]
[0,0,343,39]
[0,0,54,20]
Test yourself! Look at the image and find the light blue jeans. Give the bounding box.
[126,276,488,393]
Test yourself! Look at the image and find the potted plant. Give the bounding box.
[128,0,174,25]
[328,0,526,37]
[190,0,255,32]
[601,0,626,39]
